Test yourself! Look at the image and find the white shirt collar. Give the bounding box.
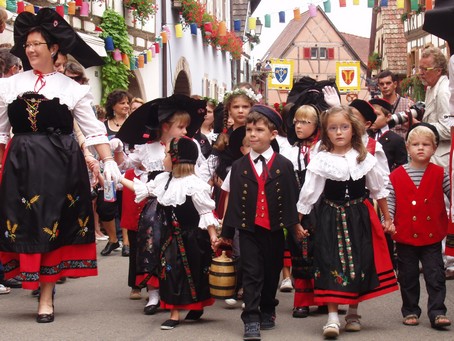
[249,146,274,162]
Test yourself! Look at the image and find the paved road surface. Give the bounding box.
[1,241,454,340]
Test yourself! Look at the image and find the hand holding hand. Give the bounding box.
[383,219,396,235]
[322,86,341,107]
[294,223,310,241]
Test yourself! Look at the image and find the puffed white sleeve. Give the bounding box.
[192,188,219,229]
[0,79,11,144]
[296,170,325,215]
[72,85,108,146]
[366,165,389,200]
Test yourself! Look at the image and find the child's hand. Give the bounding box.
[294,223,310,241]
[382,219,396,235]
[213,237,232,252]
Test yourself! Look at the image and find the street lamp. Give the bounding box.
[255,18,263,37]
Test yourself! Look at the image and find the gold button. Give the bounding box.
[413,233,418,238]
[244,184,248,188]
[261,213,264,217]
[242,197,246,200]
[243,171,248,174]
[243,217,246,221]
[276,169,281,174]
[424,199,428,204]
[241,223,246,227]
[243,190,247,194]
[278,196,282,200]
[277,189,280,192]
[261,191,265,195]
[261,206,265,210]
[242,211,245,215]
[280,223,284,227]
[427,216,431,221]
[412,200,416,206]
[429,233,433,238]
[412,216,417,221]
[261,199,264,202]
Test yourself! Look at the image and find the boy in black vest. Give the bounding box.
[218,105,302,340]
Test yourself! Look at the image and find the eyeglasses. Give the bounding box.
[23,42,48,49]
[418,66,437,73]
[293,119,313,126]
[327,124,351,133]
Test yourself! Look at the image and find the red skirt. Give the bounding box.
[0,243,97,290]
[160,297,215,311]
[314,200,398,305]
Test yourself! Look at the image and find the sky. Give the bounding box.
[251,0,373,61]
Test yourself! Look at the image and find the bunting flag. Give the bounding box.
[80,2,89,17]
[138,54,144,68]
[218,21,227,36]
[293,8,301,20]
[0,0,5,7]
[279,11,285,23]
[339,0,346,7]
[190,23,197,35]
[175,23,183,38]
[410,0,418,11]
[113,49,122,61]
[368,0,375,8]
[353,0,360,5]
[67,1,76,15]
[309,4,317,17]
[122,53,130,70]
[76,0,83,6]
[6,0,17,12]
[324,0,331,13]
[381,0,388,6]
[248,17,256,30]
[25,4,35,13]
[425,0,432,11]
[233,19,241,32]
[396,0,404,9]
[105,36,114,51]
[16,1,24,13]
[147,49,152,62]
[265,14,271,28]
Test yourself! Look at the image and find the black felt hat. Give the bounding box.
[251,104,283,129]
[349,99,377,123]
[169,136,199,165]
[11,8,103,70]
[369,98,393,113]
[406,122,440,146]
[423,0,454,55]
[227,126,246,161]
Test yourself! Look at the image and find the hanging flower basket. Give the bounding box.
[123,0,158,25]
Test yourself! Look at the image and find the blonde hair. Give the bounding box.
[320,105,367,163]
[130,97,145,106]
[172,163,195,178]
[406,125,437,147]
[294,105,319,125]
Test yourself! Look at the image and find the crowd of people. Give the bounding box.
[0,6,453,341]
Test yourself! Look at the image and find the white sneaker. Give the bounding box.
[225,298,238,306]
[280,277,293,292]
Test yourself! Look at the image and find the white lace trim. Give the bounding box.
[134,143,166,172]
[307,149,376,181]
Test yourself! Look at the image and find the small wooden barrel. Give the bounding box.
[209,250,237,298]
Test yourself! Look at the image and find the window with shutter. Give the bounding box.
[328,48,335,60]
[303,47,311,59]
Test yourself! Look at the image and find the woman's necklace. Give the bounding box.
[112,118,123,127]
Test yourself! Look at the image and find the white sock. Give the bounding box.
[328,312,339,324]
[146,289,159,306]
[347,306,358,316]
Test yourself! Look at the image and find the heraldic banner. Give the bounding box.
[268,59,294,90]
[336,61,361,92]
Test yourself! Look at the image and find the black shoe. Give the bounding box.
[121,245,130,257]
[1,277,22,288]
[316,305,329,314]
[185,309,204,320]
[31,288,41,297]
[100,241,120,256]
[260,314,276,330]
[244,322,261,340]
[293,306,310,318]
[36,312,54,323]
[160,319,179,330]
[144,302,160,315]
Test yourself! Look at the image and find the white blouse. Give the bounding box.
[297,148,389,215]
[123,141,166,172]
[144,172,219,230]
[0,70,108,146]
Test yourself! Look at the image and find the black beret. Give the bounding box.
[406,122,440,146]
[369,98,393,113]
[349,99,377,123]
[251,104,283,129]
[169,136,199,165]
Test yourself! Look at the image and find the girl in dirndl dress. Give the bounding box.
[122,136,218,330]
[296,106,398,338]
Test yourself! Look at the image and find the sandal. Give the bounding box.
[345,314,361,332]
[323,321,340,338]
[431,315,451,329]
[403,314,419,326]
[0,284,11,295]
